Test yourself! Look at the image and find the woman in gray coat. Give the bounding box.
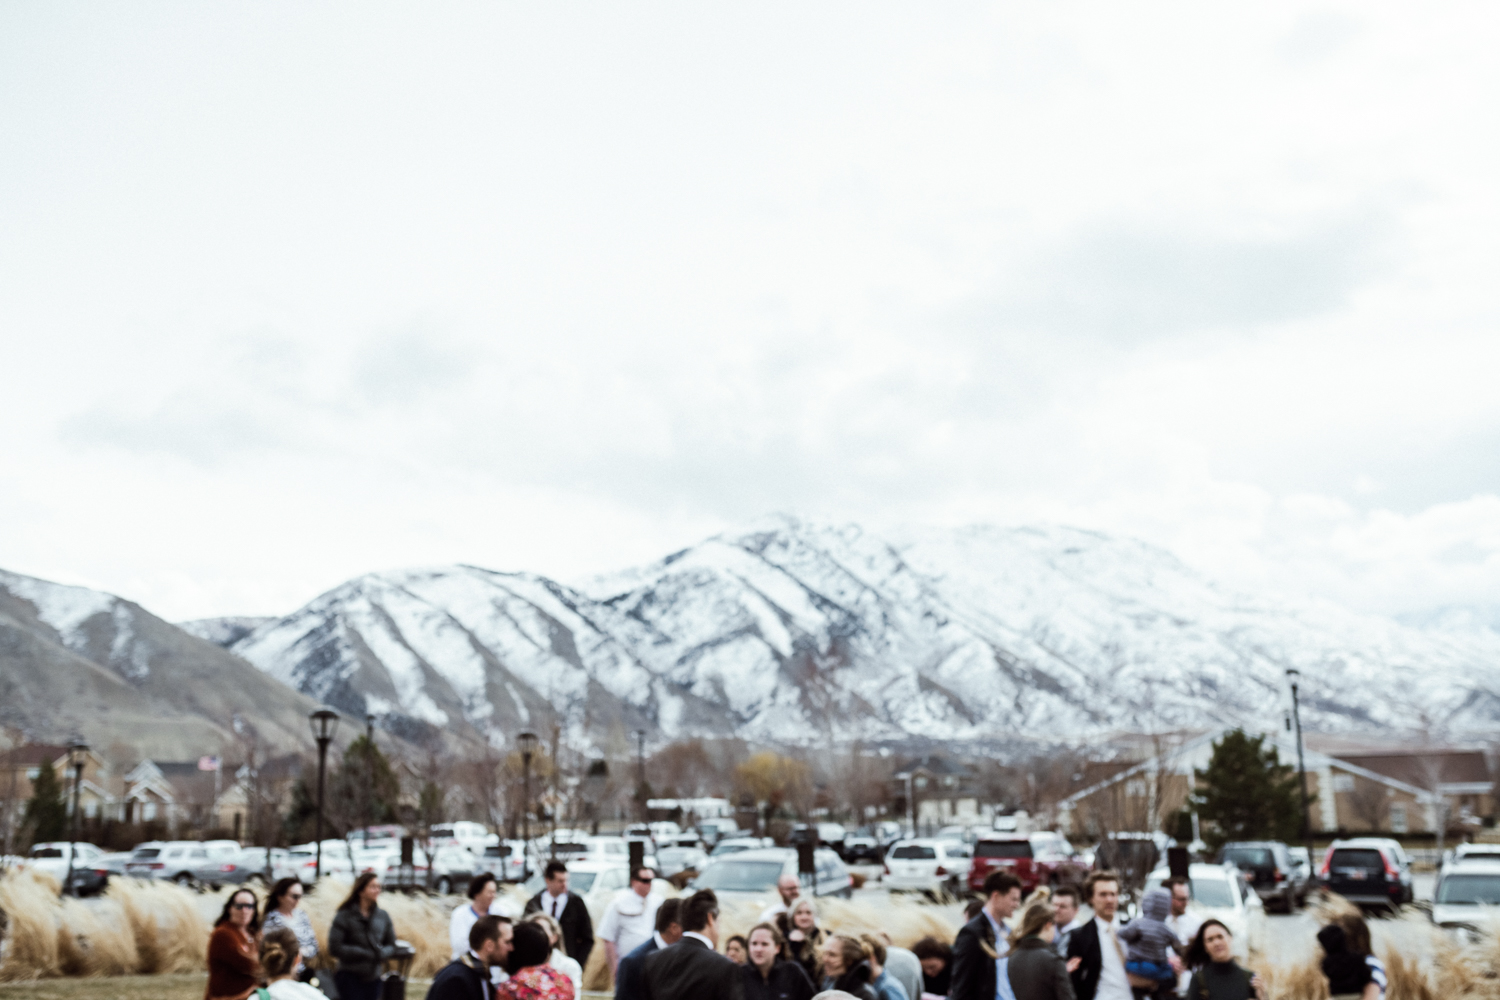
[328,872,397,1000]
[1006,893,1077,1000]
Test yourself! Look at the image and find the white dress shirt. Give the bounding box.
[540,889,570,918]
[599,890,662,958]
[449,900,510,961]
[683,931,714,949]
[1094,916,1132,1000]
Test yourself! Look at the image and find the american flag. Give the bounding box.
[197,755,221,772]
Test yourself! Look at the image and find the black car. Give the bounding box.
[1318,839,1413,911]
[841,827,885,864]
[1219,841,1300,912]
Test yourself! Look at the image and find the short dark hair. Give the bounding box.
[1163,875,1190,893]
[470,914,507,951]
[468,872,498,899]
[1084,870,1121,903]
[655,897,682,933]
[681,889,719,932]
[632,866,655,884]
[1053,884,1080,904]
[505,922,551,974]
[544,860,567,880]
[911,936,952,963]
[982,870,1022,897]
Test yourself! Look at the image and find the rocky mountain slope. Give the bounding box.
[217,517,1500,748]
[0,570,323,758]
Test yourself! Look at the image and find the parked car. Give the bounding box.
[1442,842,1500,871]
[841,827,885,864]
[695,819,740,847]
[195,847,297,889]
[24,842,110,896]
[125,841,211,884]
[711,836,773,857]
[425,846,485,895]
[884,839,966,897]
[520,858,663,909]
[1219,841,1304,912]
[690,847,852,899]
[969,832,1086,895]
[430,822,490,853]
[481,840,530,883]
[1431,858,1500,937]
[546,835,658,871]
[1318,838,1413,910]
[1287,846,1312,889]
[1143,863,1262,960]
[287,841,355,879]
[656,846,709,879]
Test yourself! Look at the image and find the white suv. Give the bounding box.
[884,838,965,896]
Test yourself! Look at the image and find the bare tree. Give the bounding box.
[1344,776,1388,832]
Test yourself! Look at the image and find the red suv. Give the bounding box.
[969,833,1085,894]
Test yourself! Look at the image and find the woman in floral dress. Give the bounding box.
[498,921,576,1000]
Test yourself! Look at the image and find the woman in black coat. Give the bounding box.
[742,923,816,1000]
[1004,894,1076,1000]
[818,935,878,1000]
[327,873,398,1000]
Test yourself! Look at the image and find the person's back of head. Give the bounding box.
[656,896,682,933]
[910,936,951,963]
[1318,924,1371,995]
[682,889,719,933]
[1138,887,1171,923]
[505,922,552,975]
[259,927,300,980]
[858,933,886,966]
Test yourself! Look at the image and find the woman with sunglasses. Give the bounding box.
[207,887,262,1000]
[262,878,320,984]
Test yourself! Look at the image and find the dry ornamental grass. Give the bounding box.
[5,870,1500,998]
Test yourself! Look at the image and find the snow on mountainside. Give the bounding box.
[228,517,1500,747]
[178,616,275,648]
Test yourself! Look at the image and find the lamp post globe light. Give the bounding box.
[517,731,538,878]
[1286,669,1312,846]
[309,709,340,879]
[65,738,88,897]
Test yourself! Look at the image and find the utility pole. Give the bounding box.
[1287,669,1312,849]
[634,729,647,821]
[364,713,375,847]
[65,739,88,897]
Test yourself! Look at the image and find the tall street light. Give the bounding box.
[634,729,647,821]
[518,731,538,878]
[894,771,915,838]
[1287,669,1312,846]
[363,713,376,847]
[65,738,88,897]
[309,709,340,879]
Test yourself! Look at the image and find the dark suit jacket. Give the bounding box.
[643,935,743,1000]
[949,911,1000,1000]
[524,891,595,966]
[1066,919,1103,1000]
[424,954,492,1000]
[615,935,660,1000]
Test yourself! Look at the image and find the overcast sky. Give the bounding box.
[2,3,1499,624]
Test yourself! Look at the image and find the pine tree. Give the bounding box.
[24,760,68,843]
[1190,729,1303,849]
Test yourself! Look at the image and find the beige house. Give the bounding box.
[1057,729,1493,839]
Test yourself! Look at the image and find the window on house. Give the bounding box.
[1126,780,1147,797]
[1332,775,1354,793]
[1390,803,1408,833]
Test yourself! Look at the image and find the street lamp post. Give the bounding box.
[363,713,375,848]
[895,771,915,838]
[309,709,340,879]
[1287,669,1312,846]
[518,731,538,879]
[65,739,88,897]
[634,729,647,821]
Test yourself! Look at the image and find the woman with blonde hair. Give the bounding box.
[1004,891,1076,1000]
[777,897,826,984]
[525,911,583,996]
[818,935,877,1000]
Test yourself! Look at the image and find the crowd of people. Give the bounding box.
[200,861,1391,1000]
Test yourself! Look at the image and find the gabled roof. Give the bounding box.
[1338,750,1492,792]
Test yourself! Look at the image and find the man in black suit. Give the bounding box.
[425,915,510,1000]
[949,870,1023,1000]
[1067,870,1131,1000]
[615,897,682,1000]
[642,890,742,1000]
[523,860,595,966]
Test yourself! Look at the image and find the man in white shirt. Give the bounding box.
[757,873,801,923]
[1163,876,1202,996]
[598,866,663,976]
[1066,871,1131,1000]
[449,873,512,960]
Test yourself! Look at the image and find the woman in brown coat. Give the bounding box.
[206,887,261,1000]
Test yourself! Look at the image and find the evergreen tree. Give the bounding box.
[1190,729,1303,849]
[24,761,68,843]
[329,735,401,836]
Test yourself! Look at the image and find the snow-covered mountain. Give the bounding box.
[221,517,1500,748]
[0,570,323,757]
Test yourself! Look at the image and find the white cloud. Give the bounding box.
[0,2,1498,622]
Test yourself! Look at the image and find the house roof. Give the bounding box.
[1338,750,1492,791]
[1,744,74,767]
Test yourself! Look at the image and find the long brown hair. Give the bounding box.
[339,872,380,912]
[1010,891,1057,946]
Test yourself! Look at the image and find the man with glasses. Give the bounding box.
[598,866,663,977]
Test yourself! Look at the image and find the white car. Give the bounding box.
[1142,863,1263,961]
[549,835,658,871]
[1431,858,1500,937]
[690,847,852,900]
[1442,843,1500,872]
[521,858,667,911]
[125,841,212,883]
[22,842,109,893]
[288,841,356,879]
[430,821,492,853]
[883,838,966,895]
[481,839,531,883]
[711,836,773,857]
